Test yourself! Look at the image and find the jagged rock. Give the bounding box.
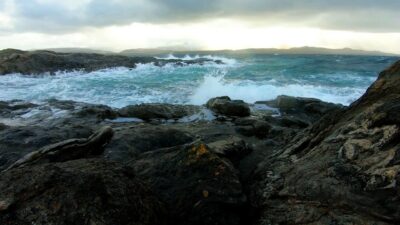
[0,159,166,225]
[4,126,113,171]
[118,103,201,121]
[251,61,400,224]
[206,96,251,117]
[132,142,247,225]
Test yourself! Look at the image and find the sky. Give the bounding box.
[0,0,399,53]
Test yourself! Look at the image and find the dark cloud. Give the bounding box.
[3,0,400,33]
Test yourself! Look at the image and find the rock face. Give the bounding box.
[132,142,248,225]
[0,49,223,75]
[207,96,251,117]
[251,60,400,224]
[0,159,166,225]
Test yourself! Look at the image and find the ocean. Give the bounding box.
[0,54,398,108]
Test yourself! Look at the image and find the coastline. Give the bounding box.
[0,49,400,224]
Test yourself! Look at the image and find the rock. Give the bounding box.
[208,136,252,163]
[235,118,271,138]
[118,104,201,121]
[206,96,251,117]
[250,61,400,224]
[105,126,195,161]
[75,104,117,120]
[0,159,166,225]
[132,142,247,225]
[260,95,344,123]
[4,126,114,171]
[0,49,223,75]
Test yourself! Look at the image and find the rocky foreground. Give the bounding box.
[0,49,222,75]
[0,60,399,225]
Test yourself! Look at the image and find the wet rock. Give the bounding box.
[4,126,113,171]
[0,159,166,225]
[75,104,117,120]
[118,103,201,121]
[235,118,271,138]
[132,142,247,225]
[207,96,251,117]
[260,95,344,123]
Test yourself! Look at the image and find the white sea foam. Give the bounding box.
[0,58,376,108]
[189,75,366,105]
[156,54,237,66]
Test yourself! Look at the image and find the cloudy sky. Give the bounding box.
[0,0,399,53]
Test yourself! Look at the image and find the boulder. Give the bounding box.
[206,96,250,117]
[118,104,200,121]
[0,159,166,225]
[259,95,344,123]
[132,142,247,225]
[235,118,271,138]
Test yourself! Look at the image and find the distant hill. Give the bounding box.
[42,48,115,55]
[120,47,398,57]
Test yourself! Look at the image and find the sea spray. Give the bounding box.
[0,54,395,108]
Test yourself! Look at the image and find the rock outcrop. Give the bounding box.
[0,49,223,75]
[250,60,400,224]
[132,142,248,225]
[1,60,400,225]
[0,159,166,225]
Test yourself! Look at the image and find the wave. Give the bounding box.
[155,54,237,66]
[189,75,366,105]
[0,56,374,108]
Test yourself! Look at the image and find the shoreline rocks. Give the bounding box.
[0,49,223,75]
[1,60,400,225]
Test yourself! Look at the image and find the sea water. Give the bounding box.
[0,54,398,108]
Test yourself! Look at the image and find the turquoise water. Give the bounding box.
[0,54,398,108]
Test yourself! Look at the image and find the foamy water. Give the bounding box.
[0,54,397,108]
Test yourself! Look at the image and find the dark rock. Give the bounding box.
[208,136,252,163]
[105,126,195,161]
[251,60,400,224]
[118,103,200,121]
[207,96,251,117]
[132,142,247,225]
[75,104,118,120]
[0,159,166,225]
[235,118,271,138]
[0,49,223,75]
[4,126,113,171]
[260,95,344,123]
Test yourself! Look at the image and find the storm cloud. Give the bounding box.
[2,0,399,33]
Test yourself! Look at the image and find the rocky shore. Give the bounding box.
[0,49,223,75]
[0,59,399,224]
